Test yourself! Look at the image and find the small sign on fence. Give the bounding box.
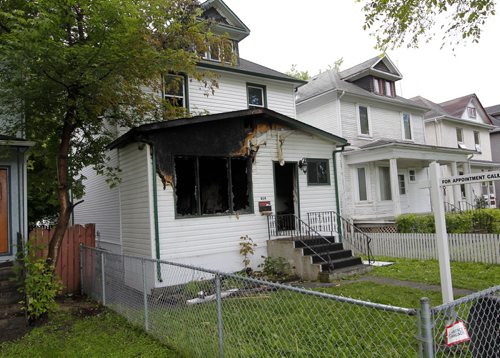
[445,321,470,346]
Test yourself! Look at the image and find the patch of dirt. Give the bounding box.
[0,295,103,344]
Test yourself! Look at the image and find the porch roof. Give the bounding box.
[0,135,35,147]
[469,159,500,168]
[343,139,475,165]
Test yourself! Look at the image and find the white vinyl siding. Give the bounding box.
[296,92,339,135]
[73,151,122,253]
[118,144,153,258]
[189,70,296,118]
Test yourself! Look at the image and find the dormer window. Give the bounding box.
[372,78,395,97]
[467,107,476,119]
[202,41,237,63]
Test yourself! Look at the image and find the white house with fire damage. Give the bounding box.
[74,0,364,282]
[296,55,478,230]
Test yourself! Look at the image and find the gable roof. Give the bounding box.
[412,94,494,125]
[198,58,306,86]
[296,68,426,111]
[339,54,403,82]
[201,0,250,41]
[109,107,348,150]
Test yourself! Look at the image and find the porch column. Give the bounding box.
[389,158,401,216]
[463,162,473,205]
[450,162,462,207]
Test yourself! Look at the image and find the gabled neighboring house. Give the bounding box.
[296,55,475,229]
[0,134,34,263]
[413,94,499,209]
[74,0,355,277]
[485,104,500,208]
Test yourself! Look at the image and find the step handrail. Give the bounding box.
[267,214,335,270]
[307,211,374,265]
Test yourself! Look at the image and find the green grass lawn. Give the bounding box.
[0,306,179,358]
[368,256,500,291]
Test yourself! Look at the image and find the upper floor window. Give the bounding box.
[307,159,330,185]
[402,112,412,140]
[164,74,187,108]
[474,130,481,152]
[456,128,466,148]
[247,84,266,108]
[467,107,476,119]
[357,105,371,136]
[372,78,395,97]
[202,41,236,63]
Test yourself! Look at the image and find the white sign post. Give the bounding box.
[429,167,500,304]
[429,162,455,304]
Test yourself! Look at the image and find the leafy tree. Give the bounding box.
[286,64,310,80]
[0,0,229,264]
[358,0,496,50]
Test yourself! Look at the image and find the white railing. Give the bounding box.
[356,233,500,264]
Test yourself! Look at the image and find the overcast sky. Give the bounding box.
[224,0,500,108]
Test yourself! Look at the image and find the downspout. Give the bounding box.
[333,144,348,242]
[150,145,163,282]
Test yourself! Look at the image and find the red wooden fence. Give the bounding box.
[29,224,95,294]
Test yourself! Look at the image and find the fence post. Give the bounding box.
[142,258,149,331]
[215,273,224,358]
[420,297,434,358]
[79,244,84,296]
[101,251,106,306]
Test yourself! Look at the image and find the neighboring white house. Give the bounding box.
[296,55,475,229]
[74,0,354,278]
[413,94,499,209]
[485,104,500,209]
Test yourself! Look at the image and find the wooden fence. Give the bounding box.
[347,233,500,264]
[29,224,95,294]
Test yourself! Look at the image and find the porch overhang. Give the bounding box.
[343,142,475,165]
[469,159,500,169]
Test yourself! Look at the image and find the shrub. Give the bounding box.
[396,209,500,234]
[16,241,62,321]
[258,256,295,282]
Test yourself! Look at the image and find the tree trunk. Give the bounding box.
[47,118,74,266]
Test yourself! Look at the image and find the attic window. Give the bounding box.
[467,107,477,119]
[174,156,252,217]
[372,78,395,97]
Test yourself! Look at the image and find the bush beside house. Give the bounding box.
[396,209,500,234]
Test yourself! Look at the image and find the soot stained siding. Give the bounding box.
[144,116,278,187]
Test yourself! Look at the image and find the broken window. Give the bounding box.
[174,156,252,217]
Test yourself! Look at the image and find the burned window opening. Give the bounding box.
[174,156,252,217]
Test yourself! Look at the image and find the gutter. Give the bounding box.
[333,144,349,243]
[150,145,163,282]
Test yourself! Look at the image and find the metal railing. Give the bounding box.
[444,202,462,213]
[307,211,374,265]
[80,245,421,357]
[267,214,335,269]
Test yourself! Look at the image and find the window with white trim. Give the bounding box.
[398,174,406,195]
[456,128,466,148]
[402,112,412,140]
[473,131,481,152]
[409,169,416,182]
[467,107,476,118]
[357,105,370,136]
[379,167,392,201]
[247,84,266,108]
[164,74,187,108]
[357,167,368,201]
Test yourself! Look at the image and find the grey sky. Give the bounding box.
[224,0,500,107]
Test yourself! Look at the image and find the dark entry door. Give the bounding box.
[274,162,298,231]
[0,169,8,254]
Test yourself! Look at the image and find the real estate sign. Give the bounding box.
[441,170,500,186]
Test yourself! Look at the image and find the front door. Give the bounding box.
[0,169,8,254]
[274,162,299,231]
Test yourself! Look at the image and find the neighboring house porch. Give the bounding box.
[0,135,34,263]
[341,140,475,225]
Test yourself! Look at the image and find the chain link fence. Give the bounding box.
[430,285,500,358]
[79,245,497,357]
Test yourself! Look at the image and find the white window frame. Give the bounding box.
[354,166,371,202]
[356,104,372,137]
[473,130,481,152]
[408,169,416,182]
[373,78,380,94]
[467,106,477,119]
[247,84,266,108]
[456,127,467,149]
[163,74,187,108]
[401,112,413,141]
[398,173,407,195]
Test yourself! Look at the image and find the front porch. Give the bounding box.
[342,140,476,223]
